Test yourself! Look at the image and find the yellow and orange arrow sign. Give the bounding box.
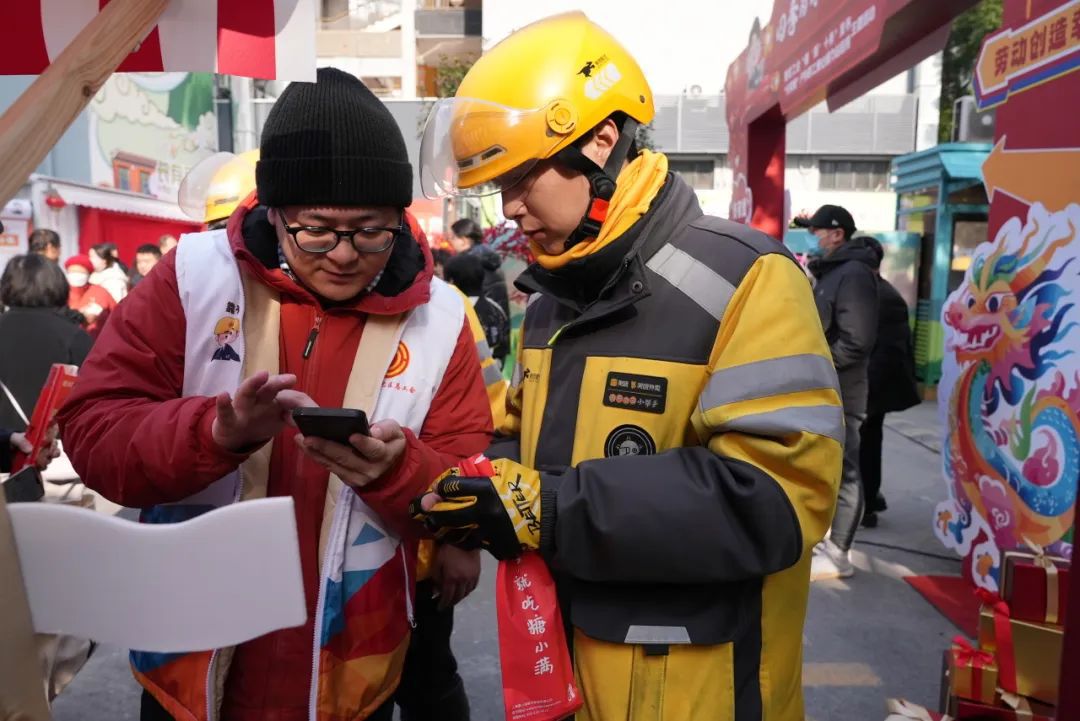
[982,136,1080,212]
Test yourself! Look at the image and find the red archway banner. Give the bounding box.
[724,0,976,235]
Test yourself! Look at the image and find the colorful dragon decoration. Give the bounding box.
[937,203,1079,588]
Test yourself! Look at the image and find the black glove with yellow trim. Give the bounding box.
[410,455,541,561]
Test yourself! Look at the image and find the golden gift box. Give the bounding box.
[978,605,1062,704]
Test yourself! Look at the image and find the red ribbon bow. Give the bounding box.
[952,635,994,668]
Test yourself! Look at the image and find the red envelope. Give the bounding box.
[496,551,582,721]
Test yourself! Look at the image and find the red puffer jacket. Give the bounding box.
[57,201,493,721]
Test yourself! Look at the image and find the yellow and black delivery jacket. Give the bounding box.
[491,171,843,720]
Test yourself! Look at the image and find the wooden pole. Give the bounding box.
[0,493,51,721]
[0,0,170,206]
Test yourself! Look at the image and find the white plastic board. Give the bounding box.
[9,497,306,653]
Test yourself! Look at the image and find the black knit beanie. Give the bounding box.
[257,67,412,208]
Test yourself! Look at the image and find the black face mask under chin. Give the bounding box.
[536,229,639,310]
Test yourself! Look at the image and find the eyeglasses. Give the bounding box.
[279,215,405,254]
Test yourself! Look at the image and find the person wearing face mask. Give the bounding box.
[412,13,842,721]
[796,205,880,580]
[64,255,117,338]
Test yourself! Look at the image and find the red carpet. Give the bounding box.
[904,575,980,639]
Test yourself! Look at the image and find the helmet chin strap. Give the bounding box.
[554,117,640,251]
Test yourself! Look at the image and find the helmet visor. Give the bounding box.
[420,97,570,199]
[178,152,237,221]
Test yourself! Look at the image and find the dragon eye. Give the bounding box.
[988,296,1001,313]
[967,296,976,309]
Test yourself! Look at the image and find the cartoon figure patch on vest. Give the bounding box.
[212,315,241,362]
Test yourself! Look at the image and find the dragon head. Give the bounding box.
[944,215,1077,410]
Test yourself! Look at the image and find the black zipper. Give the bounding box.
[303,314,324,359]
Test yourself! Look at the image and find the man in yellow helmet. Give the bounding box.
[413,12,843,720]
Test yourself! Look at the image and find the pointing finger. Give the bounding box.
[255,373,297,405]
[235,371,270,405]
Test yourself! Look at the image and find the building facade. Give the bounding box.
[481,0,943,235]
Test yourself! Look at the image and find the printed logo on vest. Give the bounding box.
[386,341,410,378]
[211,302,241,363]
[603,372,667,414]
[604,425,656,458]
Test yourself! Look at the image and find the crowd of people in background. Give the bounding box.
[433,218,511,369]
[20,229,175,341]
[0,230,177,453]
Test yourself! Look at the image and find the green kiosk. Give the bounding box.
[890,142,991,396]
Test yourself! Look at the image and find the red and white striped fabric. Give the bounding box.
[4,0,316,81]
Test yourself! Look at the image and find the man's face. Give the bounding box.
[500,120,619,257]
[501,159,592,257]
[135,252,159,276]
[274,205,400,303]
[813,227,846,255]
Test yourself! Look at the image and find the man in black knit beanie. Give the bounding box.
[59,67,492,721]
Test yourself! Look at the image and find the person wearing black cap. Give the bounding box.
[58,67,493,721]
[794,204,879,580]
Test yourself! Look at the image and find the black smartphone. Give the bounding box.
[292,408,371,445]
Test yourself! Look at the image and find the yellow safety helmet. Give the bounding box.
[178,149,259,226]
[419,12,655,200]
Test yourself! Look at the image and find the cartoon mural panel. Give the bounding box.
[89,72,217,202]
[935,0,1080,591]
[936,202,1079,589]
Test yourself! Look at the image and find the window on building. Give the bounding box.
[668,158,716,190]
[117,167,131,191]
[819,159,891,191]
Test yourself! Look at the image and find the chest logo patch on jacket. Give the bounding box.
[603,372,667,414]
[385,341,410,378]
[604,425,656,457]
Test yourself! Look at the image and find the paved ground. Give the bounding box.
[53,402,957,721]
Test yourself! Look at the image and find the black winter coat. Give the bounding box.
[465,244,511,317]
[867,277,921,415]
[0,307,93,430]
[809,238,879,415]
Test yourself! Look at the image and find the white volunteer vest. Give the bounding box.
[171,229,464,716]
